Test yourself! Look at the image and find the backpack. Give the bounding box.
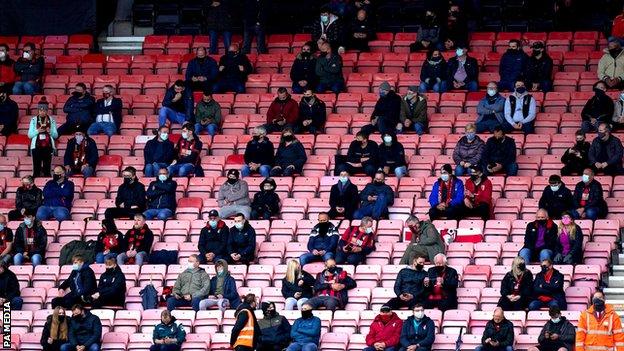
[59,240,97,265]
[148,250,178,265]
[140,284,158,310]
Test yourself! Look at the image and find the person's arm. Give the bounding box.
[63,97,80,114]
[83,269,98,297]
[481,322,493,345]
[197,228,208,256]
[313,272,331,292]
[239,227,256,258]
[175,323,187,344]
[68,321,78,346]
[292,143,307,171]
[418,226,441,246]
[161,90,175,108]
[342,274,357,290]
[195,270,212,298]
[281,279,296,298]
[428,182,439,207]
[500,322,514,347]
[40,319,51,346]
[296,317,321,337]
[419,319,436,347]
[84,316,102,347]
[452,142,462,165]
[86,140,99,168]
[359,185,371,203]
[35,228,47,256]
[365,321,377,346]
[393,271,404,296]
[499,273,512,297]
[597,56,608,80]
[522,97,537,124]
[559,321,576,344]
[185,60,196,82]
[399,320,412,347]
[63,141,74,168]
[607,138,624,166]
[576,310,587,350]
[230,311,249,346]
[503,99,514,125]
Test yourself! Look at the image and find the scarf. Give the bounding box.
[437,179,454,205]
[71,139,87,170]
[538,270,554,302]
[35,115,52,148]
[101,231,119,251]
[0,230,8,252]
[126,225,148,263]
[25,226,36,252]
[512,272,524,295]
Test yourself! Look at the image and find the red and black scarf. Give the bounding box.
[35,115,51,148]
[71,139,87,170]
[437,178,455,205]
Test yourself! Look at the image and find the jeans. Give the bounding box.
[13,253,43,266]
[476,119,502,133]
[354,193,389,220]
[144,162,169,177]
[13,81,38,95]
[518,248,553,264]
[528,299,562,311]
[286,343,317,351]
[95,252,117,264]
[299,252,334,266]
[158,107,187,127]
[242,24,267,54]
[413,122,426,135]
[284,297,309,310]
[37,206,71,221]
[213,80,245,93]
[87,122,117,137]
[168,163,195,177]
[455,164,479,176]
[60,343,100,351]
[117,251,148,266]
[485,163,519,176]
[209,30,232,54]
[198,297,230,311]
[194,123,218,136]
[502,120,535,134]
[571,207,600,221]
[143,208,174,220]
[167,296,203,311]
[316,81,345,94]
[241,164,271,178]
[306,295,341,311]
[474,346,513,351]
[69,165,94,178]
[418,81,444,93]
[335,250,365,265]
[391,166,407,179]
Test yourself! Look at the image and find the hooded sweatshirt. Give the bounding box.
[251,178,281,217]
[307,222,340,253]
[598,47,624,80]
[258,302,292,348]
[209,259,242,308]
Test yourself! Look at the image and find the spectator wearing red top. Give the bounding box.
[364,305,403,351]
[528,258,567,311]
[94,219,124,264]
[116,213,154,266]
[613,7,624,38]
[306,258,357,311]
[168,123,203,177]
[424,253,458,311]
[265,88,299,134]
[12,209,47,266]
[0,44,16,89]
[461,165,493,220]
[572,168,608,221]
[335,216,376,265]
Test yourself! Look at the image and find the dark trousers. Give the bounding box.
[242,23,267,54]
[591,163,624,176]
[461,203,491,220]
[424,297,457,312]
[52,294,83,309]
[57,122,88,136]
[8,208,29,221]
[497,296,528,311]
[561,163,586,176]
[43,340,65,351]
[336,162,376,177]
[386,296,420,310]
[104,207,143,220]
[234,347,254,351]
[32,147,52,177]
[149,345,181,351]
[429,205,462,220]
[335,249,365,265]
[91,294,125,309]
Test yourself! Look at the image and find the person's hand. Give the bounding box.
[550,333,559,340]
[219,66,225,71]
[490,341,500,347]
[47,337,53,344]
[312,249,320,255]
[233,253,241,261]
[294,291,302,298]
[0,298,5,305]
[370,117,378,125]
[436,277,443,285]
[129,250,137,258]
[91,292,100,300]
[602,162,609,168]
[453,81,461,89]
[338,47,345,54]
[437,203,446,210]
[484,338,491,344]
[238,65,245,71]
[216,294,223,299]
[591,118,597,125]
[351,246,362,253]
[423,277,430,287]
[407,345,417,351]
[212,1,221,7]
[77,345,85,351]
[464,198,473,208]
[173,92,182,101]
[336,207,345,213]
[198,76,206,82]
[286,165,295,170]
[361,157,370,163]
[184,294,192,301]
[64,165,71,173]
[303,119,312,126]
[170,159,178,166]
[514,123,522,130]
[318,250,326,255]
[368,195,375,202]
[58,289,64,297]
[332,283,345,291]
[383,166,390,174]
[192,77,198,82]
[594,162,603,169]
[403,293,414,301]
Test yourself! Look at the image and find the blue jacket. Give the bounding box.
[208,274,241,309]
[428,177,464,208]
[144,137,175,166]
[275,140,307,173]
[153,316,186,345]
[306,223,340,253]
[483,135,517,167]
[59,264,97,300]
[63,136,99,169]
[94,97,123,130]
[68,311,102,347]
[146,178,177,210]
[499,50,529,84]
[399,315,435,350]
[476,94,507,125]
[162,86,194,120]
[227,223,256,263]
[360,183,395,207]
[63,93,95,126]
[290,316,321,345]
[43,178,74,209]
[185,57,218,83]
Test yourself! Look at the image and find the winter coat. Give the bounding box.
[400,94,428,126]
[573,180,608,215]
[453,135,485,166]
[115,179,146,212]
[399,315,435,350]
[291,316,321,345]
[481,318,515,348]
[598,48,624,80]
[499,270,534,310]
[0,58,16,85]
[172,135,202,165]
[242,0,269,27]
[243,138,275,166]
[420,59,446,84]
[217,52,253,83]
[298,97,326,130]
[476,94,506,125]
[123,224,154,254]
[533,268,567,309]
[13,56,44,82]
[349,17,376,46]
[153,316,186,345]
[28,115,58,150]
[218,179,251,207]
[251,179,281,217]
[425,266,459,308]
[538,184,574,219]
[329,180,359,218]
[393,267,428,302]
[499,50,529,84]
[401,220,445,263]
[195,99,222,125]
[315,53,344,86]
[173,266,210,299]
[360,182,395,207]
[538,316,576,351]
[428,177,464,208]
[465,177,493,209]
[523,220,559,254]
[483,135,517,167]
[144,138,175,166]
[14,185,43,213]
[0,269,20,300]
[446,55,479,84]
[312,14,346,51]
[258,310,291,348]
[290,54,318,87]
[526,54,553,85]
[313,267,357,308]
[208,264,241,308]
[94,97,123,130]
[162,86,194,120]
[589,135,624,167]
[204,0,234,31]
[59,264,97,300]
[42,178,74,209]
[146,178,177,210]
[281,270,315,299]
[198,220,229,258]
[95,230,125,254]
[96,265,126,307]
[13,221,47,257]
[185,56,218,83]
[231,303,261,348]
[67,311,102,347]
[366,313,403,348]
[372,90,403,129]
[306,222,340,253]
[63,93,95,126]
[63,136,99,170]
[274,140,307,172]
[346,139,378,168]
[0,97,17,136]
[561,141,590,173]
[267,96,299,126]
[227,223,256,263]
[40,315,68,347]
[553,224,584,264]
[581,93,614,123]
[576,304,624,351]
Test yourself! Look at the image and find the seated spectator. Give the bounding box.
[61,304,102,351]
[300,212,340,265]
[499,39,529,92]
[399,86,428,135]
[144,126,175,177]
[445,45,479,92]
[194,91,222,136]
[29,98,58,177]
[315,42,345,94]
[529,259,567,310]
[308,258,356,311]
[519,209,558,263]
[336,131,379,177]
[553,212,584,264]
[41,306,69,351]
[8,175,42,221]
[328,170,359,219]
[312,6,345,53]
[0,215,12,265]
[349,9,375,51]
[296,90,326,134]
[476,82,506,133]
[258,302,292,351]
[400,216,444,264]
[364,305,403,351]
[205,0,233,55]
[528,306,575,351]
[424,253,458,311]
[242,126,274,178]
[144,168,177,220]
[168,123,202,177]
[266,88,299,134]
[94,219,124,264]
[483,126,519,176]
[410,10,441,52]
[336,217,376,265]
[166,254,210,312]
[598,37,624,90]
[462,165,493,220]
[87,85,122,137]
[573,168,608,221]
[453,123,485,176]
[230,294,261,350]
[282,259,316,310]
[581,81,614,133]
[104,166,146,220]
[476,307,515,351]
[419,49,447,93]
[378,132,407,178]
[526,42,553,92]
[503,80,536,134]
[12,42,44,95]
[63,131,98,178]
[498,256,534,311]
[200,259,241,311]
[218,170,252,219]
[117,213,154,266]
[90,255,126,309]
[227,213,256,264]
[37,166,74,221]
[428,164,465,220]
[150,310,186,351]
[271,128,307,176]
[52,255,97,309]
[58,83,95,136]
[0,86,17,136]
[354,172,395,220]
[0,261,22,310]
[388,255,428,309]
[251,178,280,220]
[589,123,624,175]
[158,80,194,128]
[13,209,46,266]
[398,304,435,351]
[213,43,253,93]
[198,210,229,264]
[538,175,574,220]
[0,45,15,91]
[291,43,318,94]
[286,303,321,351]
[560,130,590,176]
[185,47,218,92]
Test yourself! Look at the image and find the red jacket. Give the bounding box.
[464,177,493,208]
[614,14,624,38]
[266,96,299,125]
[0,59,16,85]
[365,312,403,347]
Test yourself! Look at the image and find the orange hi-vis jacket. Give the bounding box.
[233,309,255,348]
[576,304,624,351]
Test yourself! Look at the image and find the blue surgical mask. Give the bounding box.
[487,89,497,97]
[321,15,329,23]
[339,176,348,184]
[234,222,244,230]
[0,224,5,231]
[379,90,388,97]
[160,132,168,141]
[455,48,464,57]
[582,174,590,183]
[365,227,373,234]
[72,263,82,271]
[24,218,32,227]
[181,132,189,140]
[466,132,475,141]
[158,174,167,182]
[209,220,218,228]
[551,318,561,324]
[550,185,560,192]
[383,136,392,144]
[440,173,450,182]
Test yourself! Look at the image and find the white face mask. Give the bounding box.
[235,222,244,230]
[383,136,392,144]
[620,93,624,102]
[487,89,497,96]
[414,311,424,319]
[22,52,31,60]
[582,174,590,183]
[550,185,560,192]
[75,135,84,144]
[0,52,5,60]
[440,173,450,182]
[181,131,189,140]
[187,263,195,270]
[160,132,169,141]
[158,174,168,182]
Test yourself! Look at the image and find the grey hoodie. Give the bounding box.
[218,179,251,207]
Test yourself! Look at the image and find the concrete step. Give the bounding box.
[604,287,624,300]
[607,276,624,288]
[99,36,144,55]
[614,265,624,276]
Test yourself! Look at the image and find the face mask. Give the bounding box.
[301,310,313,319]
[24,218,32,227]
[365,227,373,234]
[160,132,168,141]
[209,220,218,228]
[379,90,388,97]
[123,177,133,185]
[339,176,348,184]
[379,314,393,323]
[217,268,224,275]
[383,136,392,143]
[158,174,167,182]
[0,224,5,231]
[227,178,237,184]
[72,91,83,98]
[551,317,561,324]
[609,48,622,56]
[103,93,111,99]
[263,186,273,191]
[440,173,450,182]
[541,265,549,273]
[414,311,424,320]
[181,132,189,140]
[561,217,572,225]
[58,315,66,322]
[374,180,384,185]
[532,49,542,56]
[321,15,329,23]
[593,298,606,312]
[466,132,475,141]
[455,48,464,57]
[415,264,424,271]
[582,174,590,183]
[75,135,84,144]
[301,52,311,58]
[22,52,31,60]
[537,219,547,226]
[470,174,480,181]
[72,263,82,271]
[303,96,313,103]
[282,135,294,142]
[517,263,526,271]
[266,310,277,318]
[487,89,497,97]
[515,87,527,94]
[53,174,62,182]
[598,132,606,139]
[235,222,244,230]
[406,93,415,100]
[187,263,195,270]
[430,56,441,62]
[507,48,518,53]
[550,185,560,192]
[620,93,624,101]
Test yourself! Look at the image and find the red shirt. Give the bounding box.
[465,177,493,207]
[613,14,624,38]
[266,98,299,125]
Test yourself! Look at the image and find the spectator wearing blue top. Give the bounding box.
[227,213,256,265]
[476,82,506,133]
[143,168,177,220]
[37,166,74,221]
[150,310,186,351]
[143,126,175,177]
[87,85,123,137]
[483,126,519,176]
[499,39,529,92]
[299,213,340,266]
[61,304,102,351]
[428,164,465,220]
[168,123,203,177]
[271,128,307,177]
[63,131,98,178]
[58,83,96,136]
[286,303,322,351]
[185,47,218,92]
[398,304,436,351]
[52,254,97,309]
[199,259,242,311]
[158,80,194,127]
[354,171,395,220]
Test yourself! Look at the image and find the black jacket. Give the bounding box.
[537,316,576,351]
[523,220,559,255]
[281,270,315,299]
[329,180,359,219]
[218,52,253,83]
[378,138,407,169]
[144,138,175,166]
[146,178,177,211]
[162,86,194,119]
[554,224,584,264]
[258,310,291,349]
[481,318,515,348]
[499,270,534,310]
[14,185,43,213]
[526,54,553,85]
[349,17,376,47]
[115,179,146,212]
[538,184,574,219]
[420,59,446,84]
[185,57,218,83]
[59,265,97,301]
[581,93,614,123]
[346,139,379,168]
[14,56,44,82]
[251,179,281,217]
[95,230,125,255]
[533,268,567,309]
[275,140,307,172]
[290,54,318,87]
[483,136,517,167]
[372,90,403,127]
[315,53,344,86]
[63,93,96,126]
[312,16,346,51]
[0,97,17,136]
[96,265,126,307]
[94,97,123,130]
[231,303,261,348]
[573,180,608,215]
[425,266,459,309]
[205,0,234,31]
[40,315,68,346]
[13,221,47,257]
[446,56,479,85]
[198,220,229,258]
[298,97,326,130]
[242,0,269,27]
[561,141,590,172]
[588,135,624,167]
[244,137,275,166]
[227,223,256,263]
[394,267,427,302]
[67,311,102,347]
[63,136,99,170]
[0,269,20,300]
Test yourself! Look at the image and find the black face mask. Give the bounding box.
[609,48,622,56]
[72,91,83,98]
[470,174,480,181]
[430,56,442,62]
[517,263,526,271]
[53,174,62,182]
[415,264,424,271]
[328,267,338,274]
[593,298,606,312]
[303,96,313,103]
[301,310,313,319]
[227,178,237,184]
[57,315,65,322]
[301,52,311,58]
[436,266,445,273]
[594,87,606,95]
[507,48,519,54]
[282,135,294,142]
[123,177,132,185]
[228,50,237,56]
[374,180,384,185]
[317,222,331,235]
[266,310,277,318]
[541,265,550,273]
[532,50,542,56]
[536,219,547,226]
[252,135,261,141]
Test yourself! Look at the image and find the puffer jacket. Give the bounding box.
[274,139,307,172]
[577,304,624,351]
[291,54,318,87]
[63,93,95,126]
[258,302,291,348]
[153,316,186,345]
[290,315,322,345]
[452,135,485,166]
[598,48,624,80]
[311,14,346,51]
[172,266,210,299]
[315,53,344,86]
[218,179,251,207]
[251,178,281,217]
[538,316,576,351]
[366,312,403,348]
[399,315,435,349]
[146,178,177,210]
[420,59,446,83]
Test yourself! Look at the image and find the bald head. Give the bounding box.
[493,307,505,323]
[536,209,548,221]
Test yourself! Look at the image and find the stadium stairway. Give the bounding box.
[605,248,624,313]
